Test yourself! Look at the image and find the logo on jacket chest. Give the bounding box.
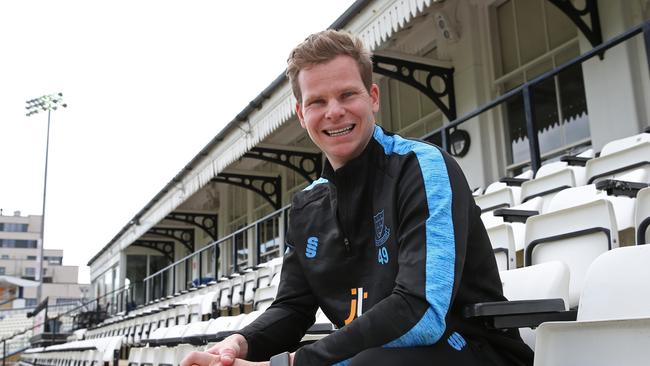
[374,210,391,265]
[344,287,368,325]
[305,236,318,258]
[373,210,391,247]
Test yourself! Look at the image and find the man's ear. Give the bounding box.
[296,102,306,129]
[370,83,380,113]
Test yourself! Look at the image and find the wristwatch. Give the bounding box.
[269,351,290,366]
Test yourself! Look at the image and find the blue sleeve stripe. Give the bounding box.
[372,125,456,348]
[332,359,351,366]
[303,177,329,191]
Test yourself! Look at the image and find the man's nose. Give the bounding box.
[325,100,345,120]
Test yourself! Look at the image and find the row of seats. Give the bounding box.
[19,258,283,365]
[104,246,650,366]
[20,336,123,366]
[496,245,650,365]
[476,132,650,311]
[81,257,283,348]
[0,312,33,339]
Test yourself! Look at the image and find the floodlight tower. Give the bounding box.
[25,93,67,304]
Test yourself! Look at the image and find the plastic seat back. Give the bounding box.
[578,245,650,321]
[534,246,650,366]
[475,186,520,213]
[586,138,650,184]
[500,261,569,349]
[525,198,619,307]
[486,224,516,271]
[635,187,650,244]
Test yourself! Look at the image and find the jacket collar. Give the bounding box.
[321,131,379,185]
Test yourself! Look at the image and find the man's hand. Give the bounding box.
[205,334,249,365]
[179,352,266,366]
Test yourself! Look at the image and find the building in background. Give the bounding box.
[0,211,90,309]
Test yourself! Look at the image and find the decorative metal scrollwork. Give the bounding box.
[547,0,602,49]
[146,227,195,253]
[244,147,322,183]
[212,173,282,210]
[132,240,175,262]
[165,212,218,241]
[373,54,456,121]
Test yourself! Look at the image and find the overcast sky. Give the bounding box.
[0,0,355,284]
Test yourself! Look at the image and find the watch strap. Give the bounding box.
[269,351,290,366]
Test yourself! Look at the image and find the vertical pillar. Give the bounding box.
[522,86,542,174]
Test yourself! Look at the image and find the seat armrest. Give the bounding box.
[595,179,649,198]
[492,208,539,223]
[305,323,336,335]
[153,337,183,347]
[499,177,529,186]
[463,299,576,329]
[204,330,238,343]
[560,155,591,167]
[181,335,207,346]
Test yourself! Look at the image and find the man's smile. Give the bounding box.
[324,124,355,137]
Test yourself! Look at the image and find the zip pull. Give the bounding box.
[343,237,351,252]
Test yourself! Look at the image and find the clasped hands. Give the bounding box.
[180,334,293,366]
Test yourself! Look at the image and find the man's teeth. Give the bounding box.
[326,125,354,137]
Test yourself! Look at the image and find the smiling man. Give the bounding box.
[181,30,533,366]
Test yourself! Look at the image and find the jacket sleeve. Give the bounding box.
[294,148,469,365]
[237,231,319,361]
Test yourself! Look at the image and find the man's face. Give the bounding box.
[296,55,379,170]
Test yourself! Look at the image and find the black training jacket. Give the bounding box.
[238,125,533,365]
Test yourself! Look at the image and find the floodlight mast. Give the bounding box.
[25,93,67,305]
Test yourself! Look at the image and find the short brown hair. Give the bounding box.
[286,29,373,102]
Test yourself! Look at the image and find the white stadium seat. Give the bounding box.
[524,190,619,307]
[534,245,650,365]
[500,261,570,349]
[486,224,517,271]
[585,133,650,185]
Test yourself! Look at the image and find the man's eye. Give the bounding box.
[342,92,355,98]
[309,99,324,106]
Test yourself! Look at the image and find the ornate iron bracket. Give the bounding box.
[165,212,218,241]
[373,54,456,121]
[547,0,602,49]
[146,227,195,253]
[212,173,282,210]
[132,240,175,262]
[244,147,322,183]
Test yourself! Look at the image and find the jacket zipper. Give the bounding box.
[343,237,351,253]
[335,212,352,255]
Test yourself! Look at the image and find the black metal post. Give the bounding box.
[522,86,542,174]
[159,272,164,299]
[199,251,203,286]
[3,339,6,366]
[256,222,262,266]
[184,259,189,291]
[172,265,176,295]
[214,244,219,281]
[231,235,237,273]
[441,128,449,153]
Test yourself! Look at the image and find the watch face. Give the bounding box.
[270,352,290,366]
